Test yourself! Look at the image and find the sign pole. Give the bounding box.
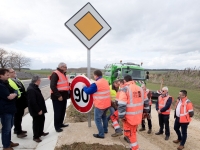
[87,48,91,127]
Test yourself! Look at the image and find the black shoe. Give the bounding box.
[17,133,27,138]
[104,131,108,134]
[155,132,163,135]
[165,136,169,140]
[41,132,49,136]
[56,129,63,132]
[93,134,104,139]
[14,130,27,134]
[61,124,69,128]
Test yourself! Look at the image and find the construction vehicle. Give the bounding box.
[103,61,146,86]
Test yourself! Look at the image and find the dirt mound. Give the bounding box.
[56,142,128,150]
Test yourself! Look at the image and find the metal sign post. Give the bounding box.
[87,49,91,127]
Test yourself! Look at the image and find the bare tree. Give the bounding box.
[15,53,31,71]
[0,48,9,68]
[7,51,18,69]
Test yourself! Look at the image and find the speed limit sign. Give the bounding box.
[70,75,93,113]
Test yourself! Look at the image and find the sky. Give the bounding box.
[0,0,200,70]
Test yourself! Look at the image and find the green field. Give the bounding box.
[147,82,200,107]
[24,70,52,76]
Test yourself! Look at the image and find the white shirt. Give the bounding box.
[176,100,182,117]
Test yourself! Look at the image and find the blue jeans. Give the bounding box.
[0,113,14,148]
[174,117,189,146]
[94,107,108,137]
[107,106,115,121]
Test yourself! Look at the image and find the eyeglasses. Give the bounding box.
[62,66,67,68]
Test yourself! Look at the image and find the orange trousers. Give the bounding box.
[123,121,139,150]
[110,110,120,129]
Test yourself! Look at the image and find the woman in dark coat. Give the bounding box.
[27,75,48,143]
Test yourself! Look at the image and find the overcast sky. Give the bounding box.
[0,0,200,70]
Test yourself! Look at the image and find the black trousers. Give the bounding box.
[174,117,189,146]
[52,99,67,130]
[14,107,25,134]
[32,114,45,139]
[142,106,152,129]
[158,114,170,136]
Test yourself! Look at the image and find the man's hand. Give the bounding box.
[158,110,161,114]
[58,96,63,101]
[7,93,17,100]
[38,110,42,115]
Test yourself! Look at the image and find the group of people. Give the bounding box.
[83,69,194,150]
[0,62,70,150]
[0,63,195,150]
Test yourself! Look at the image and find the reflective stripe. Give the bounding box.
[95,90,110,94]
[130,142,138,147]
[126,110,143,115]
[57,86,70,90]
[144,98,148,102]
[93,95,110,99]
[57,81,68,85]
[127,102,143,107]
[180,99,189,116]
[118,101,127,105]
[112,121,118,125]
[188,109,193,112]
[119,112,126,115]
[180,112,188,116]
[144,106,149,109]
[114,125,120,129]
[127,86,133,104]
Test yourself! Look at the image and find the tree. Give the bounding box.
[0,48,9,68]
[15,53,31,71]
[7,51,18,69]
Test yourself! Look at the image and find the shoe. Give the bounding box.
[165,136,169,140]
[124,136,130,143]
[139,128,145,131]
[3,148,13,150]
[93,134,104,139]
[17,133,27,138]
[147,129,152,134]
[173,139,181,144]
[111,132,123,137]
[41,132,49,136]
[104,131,108,134]
[61,124,69,128]
[33,138,42,143]
[177,145,184,150]
[56,129,63,132]
[10,141,19,147]
[155,132,163,135]
[14,130,27,134]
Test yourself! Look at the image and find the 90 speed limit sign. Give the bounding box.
[70,75,93,113]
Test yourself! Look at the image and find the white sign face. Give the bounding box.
[70,75,93,113]
[65,2,111,49]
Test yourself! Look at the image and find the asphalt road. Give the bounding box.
[22,78,50,90]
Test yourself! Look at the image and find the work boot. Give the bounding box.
[124,136,130,143]
[177,145,184,150]
[139,128,145,131]
[147,129,152,134]
[111,132,123,137]
[10,141,19,147]
[155,131,163,135]
[3,148,13,150]
[41,132,49,136]
[14,130,27,134]
[173,139,181,143]
[33,138,42,143]
[17,133,27,138]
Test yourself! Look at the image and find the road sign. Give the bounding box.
[70,75,93,113]
[65,2,111,50]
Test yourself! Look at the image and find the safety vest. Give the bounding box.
[110,85,117,101]
[120,81,144,125]
[8,78,21,98]
[50,70,70,93]
[176,98,193,123]
[158,95,171,115]
[93,78,111,109]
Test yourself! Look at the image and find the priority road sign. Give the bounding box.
[65,2,111,50]
[70,75,93,113]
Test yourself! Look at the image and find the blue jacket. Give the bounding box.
[0,79,18,114]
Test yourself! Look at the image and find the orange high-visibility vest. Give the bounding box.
[175,98,193,123]
[50,70,70,93]
[93,78,111,109]
[158,95,171,115]
[119,81,144,125]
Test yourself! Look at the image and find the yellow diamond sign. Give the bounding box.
[65,2,111,49]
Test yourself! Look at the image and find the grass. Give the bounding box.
[23,70,52,76]
[146,82,200,107]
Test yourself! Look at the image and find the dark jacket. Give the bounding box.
[27,83,47,117]
[0,79,18,114]
[50,68,69,100]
